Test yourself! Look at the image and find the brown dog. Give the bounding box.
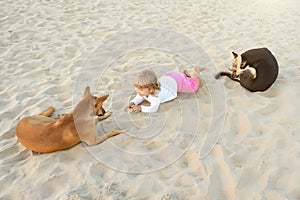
[16,86,124,153]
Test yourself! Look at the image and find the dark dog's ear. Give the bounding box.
[232,52,238,58]
[83,86,91,98]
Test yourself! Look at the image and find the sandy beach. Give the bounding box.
[0,0,300,199]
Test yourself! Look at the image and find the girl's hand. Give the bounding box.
[132,105,141,112]
[128,102,135,108]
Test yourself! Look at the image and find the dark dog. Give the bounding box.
[215,48,279,92]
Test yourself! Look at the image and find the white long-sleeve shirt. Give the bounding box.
[130,75,177,113]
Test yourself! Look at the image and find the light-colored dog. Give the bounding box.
[16,86,124,153]
[215,48,279,92]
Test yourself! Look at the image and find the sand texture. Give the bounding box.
[0,0,299,199]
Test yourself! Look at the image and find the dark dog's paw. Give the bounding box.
[215,73,221,79]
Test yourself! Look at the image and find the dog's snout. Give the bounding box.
[231,69,239,78]
[98,109,105,116]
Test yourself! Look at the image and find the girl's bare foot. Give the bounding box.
[182,69,191,78]
[198,78,205,89]
[191,66,205,77]
[192,66,205,89]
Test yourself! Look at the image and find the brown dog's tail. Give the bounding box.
[215,72,240,82]
[39,106,55,117]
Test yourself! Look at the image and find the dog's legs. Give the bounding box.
[83,130,125,146]
[39,106,55,117]
[55,114,67,119]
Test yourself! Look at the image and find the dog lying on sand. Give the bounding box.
[16,86,124,153]
[215,47,278,92]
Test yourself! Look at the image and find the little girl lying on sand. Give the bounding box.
[128,67,204,113]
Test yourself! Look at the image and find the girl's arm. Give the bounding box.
[140,96,160,113]
[130,94,144,105]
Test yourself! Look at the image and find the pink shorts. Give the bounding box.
[164,71,199,93]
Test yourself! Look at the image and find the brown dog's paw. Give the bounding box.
[39,106,55,117]
[97,111,112,121]
[103,111,112,117]
[55,113,67,119]
[113,129,126,136]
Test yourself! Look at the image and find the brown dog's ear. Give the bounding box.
[83,86,91,98]
[232,52,238,58]
[99,94,109,102]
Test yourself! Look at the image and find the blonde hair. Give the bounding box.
[133,69,160,91]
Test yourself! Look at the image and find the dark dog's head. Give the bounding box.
[82,87,109,117]
[230,52,247,78]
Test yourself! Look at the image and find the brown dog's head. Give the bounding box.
[83,87,109,116]
[94,94,109,116]
[230,52,247,78]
